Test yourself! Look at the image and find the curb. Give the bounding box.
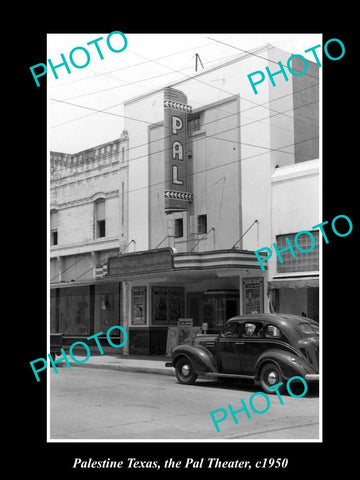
[68,360,175,376]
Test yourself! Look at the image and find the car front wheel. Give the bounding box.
[175,356,197,385]
[259,363,285,394]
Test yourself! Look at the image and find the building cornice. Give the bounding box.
[50,189,119,210]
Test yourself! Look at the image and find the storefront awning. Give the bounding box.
[268,277,319,289]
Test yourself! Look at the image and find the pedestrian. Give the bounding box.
[201,321,208,334]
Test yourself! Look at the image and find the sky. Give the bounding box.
[47,33,322,153]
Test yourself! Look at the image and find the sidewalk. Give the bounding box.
[68,354,175,376]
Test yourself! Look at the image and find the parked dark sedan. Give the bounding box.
[166,313,319,392]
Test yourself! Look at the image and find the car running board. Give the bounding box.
[200,372,255,380]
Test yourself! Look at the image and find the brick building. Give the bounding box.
[50,130,130,349]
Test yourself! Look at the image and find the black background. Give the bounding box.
[17,17,356,478]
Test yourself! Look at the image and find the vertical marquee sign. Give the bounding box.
[164,87,193,214]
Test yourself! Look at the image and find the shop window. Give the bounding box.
[265,325,281,338]
[276,231,319,273]
[95,199,106,238]
[197,214,207,234]
[58,286,90,335]
[174,218,183,238]
[269,289,280,313]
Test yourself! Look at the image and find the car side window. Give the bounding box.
[222,322,240,338]
[242,322,264,337]
[265,325,281,338]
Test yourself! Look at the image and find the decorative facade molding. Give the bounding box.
[50,189,119,210]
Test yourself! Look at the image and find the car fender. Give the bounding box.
[172,344,218,374]
[255,348,315,381]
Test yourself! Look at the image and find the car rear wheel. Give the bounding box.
[175,357,197,385]
[259,363,285,394]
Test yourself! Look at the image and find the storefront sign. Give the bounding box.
[166,318,200,356]
[164,87,193,214]
[108,248,174,276]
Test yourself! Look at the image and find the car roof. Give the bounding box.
[226,313,316,326]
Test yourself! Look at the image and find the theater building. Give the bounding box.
[96,43,320,354]
[50,42,320,354]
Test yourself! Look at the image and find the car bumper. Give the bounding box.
[304,373,319,381]
[165,361,173,368]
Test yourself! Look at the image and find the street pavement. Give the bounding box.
[49,358,320,441]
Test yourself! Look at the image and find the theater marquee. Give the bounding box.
[164,87,193,214]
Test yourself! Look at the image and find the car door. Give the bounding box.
[217,321,243,373]
[237,321,267,375]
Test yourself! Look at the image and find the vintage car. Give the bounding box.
[165,313,319,392]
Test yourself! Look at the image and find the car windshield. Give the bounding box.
[299,323,319,335]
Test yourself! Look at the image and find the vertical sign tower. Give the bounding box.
[164,87,193,214]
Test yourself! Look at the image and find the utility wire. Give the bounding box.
[50,44,319,135]
[53,239,136,283]
[123,135,319,197]
[48,39,219,89]
[50,94,318,155]
[48,33,314,92]
[52,133,318,203]
[51,116,316,201]
[130,48,318,130]
[50,78,318,133]
[50,254,84,282]
[49,50,240,103]
[51,134,318,279]
[50,105,318,190]
[50,97,153,126]
[207,36,320,80]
